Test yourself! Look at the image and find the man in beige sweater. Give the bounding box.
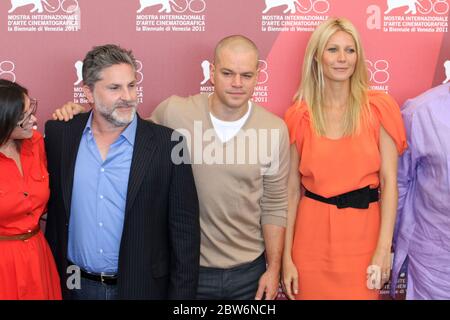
[53,35,289,300]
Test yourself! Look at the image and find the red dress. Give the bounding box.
[0,131,61,300]
[284,91,407,299]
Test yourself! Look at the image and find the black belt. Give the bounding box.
[304,186,379,209]
[68,261,118,285]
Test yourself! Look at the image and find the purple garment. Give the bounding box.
[391,83,450,300]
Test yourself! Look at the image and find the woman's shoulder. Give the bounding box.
[22,130,43,152]
[284,100,310,124]
[30,130,43,144]
[368,90,399,111]
[367,91,407,154]
[284,100,310,145]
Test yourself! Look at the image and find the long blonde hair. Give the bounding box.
[294,17,369,136]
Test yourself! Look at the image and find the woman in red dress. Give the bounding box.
[0,79,61,299]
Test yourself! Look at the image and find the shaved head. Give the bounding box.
[214,35,259,68]
[208,35,260,116]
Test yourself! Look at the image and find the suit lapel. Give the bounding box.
[125,117,156,216]
[61,112,91,220]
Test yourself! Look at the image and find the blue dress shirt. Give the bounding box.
[68,112,137,274]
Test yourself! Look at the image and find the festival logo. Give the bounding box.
[262,0,307,14]
[73,60,83,86]
[73,60,145,105]
[443,60,450,84]
[7,0,81,32]
[0,60,16,82]
[72,60,86,105]
[135,0,207,32]
[200,60,210,86]
[366,0,448,33]
[261,0,330,33]
[254,60,269,104]
[199,59,213,94]
[199,59,270,104]
[9,0,57,13]
[366,59,390,92]
[135,60,145,104]
[385,0,428,15]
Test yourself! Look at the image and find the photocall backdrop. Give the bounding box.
[1,0,449,299]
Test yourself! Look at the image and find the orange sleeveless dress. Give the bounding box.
[284,91,407,300]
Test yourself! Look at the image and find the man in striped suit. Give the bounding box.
[44,44,200,300]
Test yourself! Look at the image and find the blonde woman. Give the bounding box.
[282,17,407,299]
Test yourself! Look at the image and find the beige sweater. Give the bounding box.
[150,94,289,268]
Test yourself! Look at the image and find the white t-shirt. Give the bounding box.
[209,101,252,143]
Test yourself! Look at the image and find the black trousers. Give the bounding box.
[196,254,266,300]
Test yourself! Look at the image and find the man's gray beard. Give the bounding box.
[97,103,137,127]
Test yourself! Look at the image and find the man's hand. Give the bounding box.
[52,102,86,121]
[255,268,280,300]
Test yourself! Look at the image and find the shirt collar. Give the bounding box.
[120,113,137,146]
[83,111,94,135]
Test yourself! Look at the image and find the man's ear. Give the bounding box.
[82,85,94,104]
[209,63,215,86]
[256,62,261,81]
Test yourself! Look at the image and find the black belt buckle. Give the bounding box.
[335,187,371,209]
[335,194,349,209]
[68,261,118,285]
[348,187,370,209]
[99,273,118,285]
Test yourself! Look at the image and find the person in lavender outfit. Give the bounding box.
[391,83,450,300]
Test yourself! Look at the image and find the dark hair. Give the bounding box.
[82,44,137,89]
[0,79,28,146]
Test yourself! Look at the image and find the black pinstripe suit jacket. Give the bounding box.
[44,112,200,299]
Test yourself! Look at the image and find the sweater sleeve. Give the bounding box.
[260,121,289,227]
[150,96,172,125]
